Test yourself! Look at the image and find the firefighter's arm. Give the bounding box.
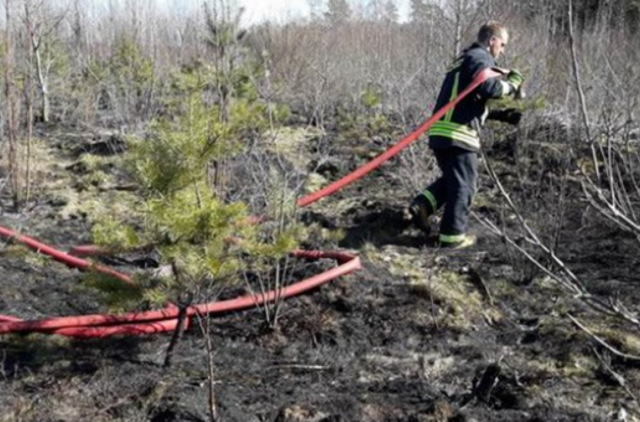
[499,69,524,98]
[473,66,519,99]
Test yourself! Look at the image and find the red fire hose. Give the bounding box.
[297,68,502,207]
[0,68,501,338]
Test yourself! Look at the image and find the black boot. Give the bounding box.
[409,195,433,235]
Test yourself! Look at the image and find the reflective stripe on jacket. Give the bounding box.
[428,43,506,152]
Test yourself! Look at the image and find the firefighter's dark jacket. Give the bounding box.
[428,43,505,152]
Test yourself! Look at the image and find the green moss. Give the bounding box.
[266,127,319,170]
[594,326,640,356]
[304,172,329,195]
[490,277,517,297]
[526,353,597,380]
[386,253,421,280]
[358,242,379,261]
[77,153,114,173]
[409,269,499,329]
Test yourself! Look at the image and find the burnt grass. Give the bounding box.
[1,121,640,422]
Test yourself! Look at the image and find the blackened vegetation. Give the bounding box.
[1,116,640,422]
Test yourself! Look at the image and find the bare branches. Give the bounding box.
[479,145,640,381]
[478,150,586,296]
[582,182,640,238]
[567,0,640,245]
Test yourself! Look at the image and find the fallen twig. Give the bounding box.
[268,363,327,371]
[567,313,640,362]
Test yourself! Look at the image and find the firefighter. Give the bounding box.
[409,21,524,249]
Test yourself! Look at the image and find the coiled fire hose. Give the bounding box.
[0,68,502,338]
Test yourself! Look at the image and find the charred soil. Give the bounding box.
[1,121,639,422]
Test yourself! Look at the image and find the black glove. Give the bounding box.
[487,108,522,125]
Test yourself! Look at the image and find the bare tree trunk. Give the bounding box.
[568,0,592,140]
[163,303,189,369]
[163,262,191,369]
[453,0,463,56]
[207,1,235,200]
[4,0,21,208]
[197,313,219,422]
[568,0,601,185]
[33,46,50,123]
[29,19,50,124]
[24,0,34,203]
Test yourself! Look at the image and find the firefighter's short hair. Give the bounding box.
[477,21,507,44]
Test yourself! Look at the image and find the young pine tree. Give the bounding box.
[91,67,302,367]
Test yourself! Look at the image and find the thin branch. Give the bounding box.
[473,212,581,295]
[582,182,640,236]
[567,0,592,141]
[567,313,640,362]
[592,347,638,402]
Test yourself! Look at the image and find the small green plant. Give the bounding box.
[361,86,382,110]
[90,64,303,366]
[335,98,397,145]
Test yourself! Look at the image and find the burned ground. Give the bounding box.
[1,121,639,422]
